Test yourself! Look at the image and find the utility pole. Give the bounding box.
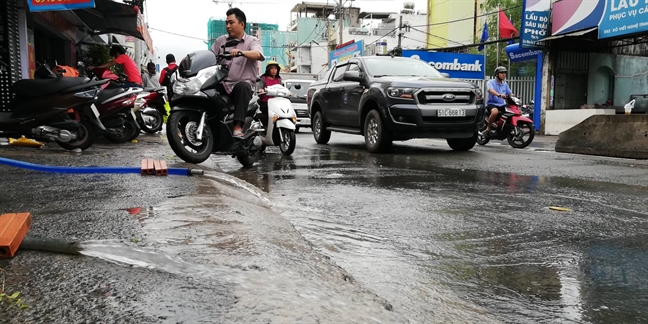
[337,0,343,46]
[396,15,403,56]
[496,3,500,67]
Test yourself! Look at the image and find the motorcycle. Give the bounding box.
[134,88,167,133]
[0,63,108,150]
[252,83,298,156]
[521,100,534,120]
[166,39,266,167]
[477,95,535,148]
[88,66,143,143]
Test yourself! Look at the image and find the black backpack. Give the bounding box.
[160,66,178,87]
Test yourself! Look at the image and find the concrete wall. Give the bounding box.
[296,18,327,44]
[260,30,297,69]
[545,109,615,135]
[588,53,648,112]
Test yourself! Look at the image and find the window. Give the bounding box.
[363,57,443,78]
[348,63,361,73]
[331,65,347,82]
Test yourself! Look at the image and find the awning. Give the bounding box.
[60,0,153,53]
[539,27,597,43]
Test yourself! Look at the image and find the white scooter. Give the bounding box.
[249,84,298,156]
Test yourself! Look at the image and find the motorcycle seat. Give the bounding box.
[12,77,91,97]
[97,88,127,104]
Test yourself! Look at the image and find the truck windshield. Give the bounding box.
[363,58,444,78]
[285,81,311,97]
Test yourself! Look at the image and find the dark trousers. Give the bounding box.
[217,82,252,124]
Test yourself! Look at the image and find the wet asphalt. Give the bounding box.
[1,131,648,323]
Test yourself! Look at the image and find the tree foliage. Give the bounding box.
[471,0,536,77]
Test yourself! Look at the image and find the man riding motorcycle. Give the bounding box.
[482,66,516,138]
[210,7,265,139]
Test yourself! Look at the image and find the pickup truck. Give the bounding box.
[306,56,485,153]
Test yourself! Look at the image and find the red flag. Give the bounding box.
[498,9,518,39]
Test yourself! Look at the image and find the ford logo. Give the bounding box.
[442,93,456,101]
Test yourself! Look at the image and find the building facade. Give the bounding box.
[427,0,486,48]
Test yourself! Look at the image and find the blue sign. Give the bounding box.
[506,44,541,62]
[520,0,551,48]
[330,40,364,67]
[402,50,485,79]
[27,0,96,12]
[599,0,648,39]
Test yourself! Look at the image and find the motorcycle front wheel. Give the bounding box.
[507,122,535,148]
[279,128,296,156]
[166,111,214,164]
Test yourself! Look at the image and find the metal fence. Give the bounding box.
[463,77,536,104]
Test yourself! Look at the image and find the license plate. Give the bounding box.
[438,109,466,117]
[90,104,100,118]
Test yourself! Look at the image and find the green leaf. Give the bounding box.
[9,292,19,299]
[20,304,29,309]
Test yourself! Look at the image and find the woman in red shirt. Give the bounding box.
[257,61,282,127]
[89,45,143,88]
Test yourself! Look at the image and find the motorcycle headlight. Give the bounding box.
[172,66,219,96]
[387,87,416,99]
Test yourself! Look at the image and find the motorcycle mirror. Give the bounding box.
[224,39,241,48]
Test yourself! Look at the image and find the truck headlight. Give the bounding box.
[387,87,416,99]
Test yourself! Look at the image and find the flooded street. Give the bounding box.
[2,133,648,323]
[225,133,648,323]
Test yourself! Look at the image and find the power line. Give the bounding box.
[365,27,398,46]
[410,5,523,28]
[149,28,207,41]
[409,26,466,47]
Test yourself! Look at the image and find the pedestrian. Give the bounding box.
[141,62,161,89]
[89,45,143,88]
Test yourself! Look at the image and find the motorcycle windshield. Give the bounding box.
[179,50,218,78]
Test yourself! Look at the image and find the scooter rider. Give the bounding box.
[210,7,265,139]
[482,66,515,137]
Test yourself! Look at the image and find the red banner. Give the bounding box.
[135,6,154,55]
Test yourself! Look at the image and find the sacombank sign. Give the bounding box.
[402,50,485,79]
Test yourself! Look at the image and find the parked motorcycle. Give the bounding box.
[252,84,298,156]
[88,66,143,143]
[134,88,167,133]
[477,95,535,148]
[1,63,108,150]
[166,39,265,167]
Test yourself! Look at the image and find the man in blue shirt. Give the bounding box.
[483,66,515,137]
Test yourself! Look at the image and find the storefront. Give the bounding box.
[529,0,648,134]
[0,0,23,112]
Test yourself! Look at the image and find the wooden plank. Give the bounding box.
[0,213,32,259]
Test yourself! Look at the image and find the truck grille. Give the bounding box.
[417,89,474,105]
[296,110,309,118]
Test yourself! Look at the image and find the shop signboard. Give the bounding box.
[329,40,363,67]
[402,50,485,79]
[520,0,551,48]
[28,0,96,12]
[136,6,154,54]
[506,43,541,62]
[599,0,648,39]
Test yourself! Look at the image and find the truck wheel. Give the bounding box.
[312,111,331,144]
[447,133,478,151]
[364,109,392,153]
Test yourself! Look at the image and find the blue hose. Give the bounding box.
[0,157,200,176]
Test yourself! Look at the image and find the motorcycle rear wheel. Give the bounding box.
[167,111,214,164]
[57,119,96,151]
[139,107,164,134]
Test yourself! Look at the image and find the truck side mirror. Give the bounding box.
[343,70,363,82]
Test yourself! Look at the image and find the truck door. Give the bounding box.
[340,62,364,127]
[322,65,348,124]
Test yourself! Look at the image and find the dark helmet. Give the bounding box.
[494,66,508,75]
